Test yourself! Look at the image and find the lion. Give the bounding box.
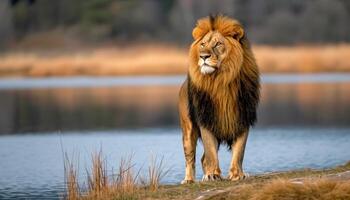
[178,15,260,184]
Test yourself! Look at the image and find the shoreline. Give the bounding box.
[1,73,350,90]
[141,161,350,199]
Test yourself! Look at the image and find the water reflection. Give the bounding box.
[259,83,350,127]
[0,75,349,199]
[0,81,349,134]
[0,86,179,133]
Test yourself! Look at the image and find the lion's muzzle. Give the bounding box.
[198,57,217,75]
[200,64,216,74]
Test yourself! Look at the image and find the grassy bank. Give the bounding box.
[140,162,350,200]
[64,152,350,200]
[1,44,350,77]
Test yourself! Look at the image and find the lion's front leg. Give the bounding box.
[179,82,198,184]
[228,129,249,181]
[200,127,222,181]
[180,121,198,184]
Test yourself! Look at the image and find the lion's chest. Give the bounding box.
[188,85,240,141]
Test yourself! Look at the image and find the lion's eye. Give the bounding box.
[215,42,223,47]
[200,43,205,48]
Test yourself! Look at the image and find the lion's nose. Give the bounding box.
[200,54,211,60]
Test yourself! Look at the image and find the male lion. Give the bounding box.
[179,15,260,183]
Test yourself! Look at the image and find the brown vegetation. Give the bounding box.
[64,151,169,200]
[64,153,80,200]
[255,44,350,73]
[1,44,350,77]
[0,44,187,76]
[222,179,350,200]
[255,179,350,200]
[141,156,170,191]
[64,153,350,200]
[179,162,350,200]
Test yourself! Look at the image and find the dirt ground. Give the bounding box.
[140,161,350,200]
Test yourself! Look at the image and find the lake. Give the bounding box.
[0,74,350,199]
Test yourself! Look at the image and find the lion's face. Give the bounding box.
[197,31,228,75]
[190,16,245,78]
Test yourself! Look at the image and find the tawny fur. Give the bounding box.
[179,15,260,183]
[188,15,260,142]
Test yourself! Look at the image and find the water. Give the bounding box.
[1,74,350,134]
[0,128,350,199]
[0,74,350,199]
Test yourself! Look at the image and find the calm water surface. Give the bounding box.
[1,128,350,199]
[0,74,349,199]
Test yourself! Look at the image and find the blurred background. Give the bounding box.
[1,0,350,46]
[1,0,350,75]
[0,0,350,199]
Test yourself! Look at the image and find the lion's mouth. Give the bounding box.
[200,64,216,75]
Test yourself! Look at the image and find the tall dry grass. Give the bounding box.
[227,178,350,200]
[85,151,109,198]
[63,152,80,200]
[0,45,187,76]
[1,44,350,76]
[112,156,139,198]
[63,151,168,200]
[255,44,350,73]
[140,156,170,191]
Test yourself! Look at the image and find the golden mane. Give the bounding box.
[192,15,244,40]
[187,15,260,142]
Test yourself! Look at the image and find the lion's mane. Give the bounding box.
[187,15,260,147]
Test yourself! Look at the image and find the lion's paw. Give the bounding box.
[181,179,195,184]
[202,174,222,182]
[228,172,249,181]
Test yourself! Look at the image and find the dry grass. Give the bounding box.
[226,178,350,200]
[63,153,80,200]
[0,45,187,76]
[112,156,139,199]
[255,179,350,200]
[64,151,168,200]
[150,161,350,200]
[1,44,350,76]
[255,44,350,73]
[85,151,110,199]
[63,158,350,200]
[140,156,170,191]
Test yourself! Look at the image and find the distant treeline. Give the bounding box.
[1,0,350,45]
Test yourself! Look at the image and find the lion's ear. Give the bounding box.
[231,25,244,41]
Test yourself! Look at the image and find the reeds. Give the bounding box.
[63,152,80,200]
[85,151,109,198]
[63,151,168,200]
[113,155,139,199]
[140,156,170,191]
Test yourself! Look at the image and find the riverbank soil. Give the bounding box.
[138,162,350,200]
